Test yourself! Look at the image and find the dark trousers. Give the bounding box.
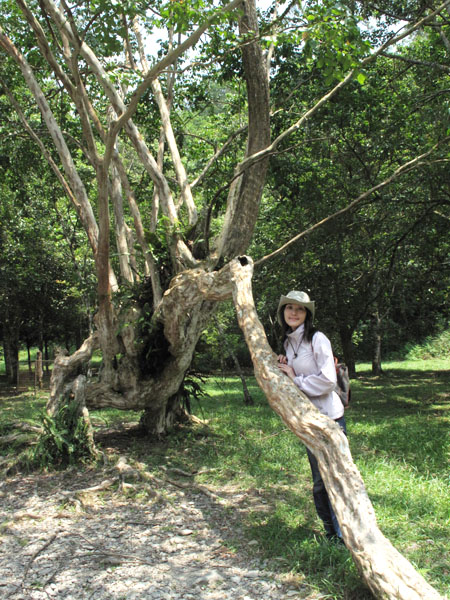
[306,415,347,539]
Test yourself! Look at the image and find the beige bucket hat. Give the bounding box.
[277,290,315,325]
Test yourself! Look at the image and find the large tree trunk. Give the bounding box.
[215,0,270,260]
[46,0,271,435]
[48,334,100,416]
[47,262,235,432]
[229,255,444,600]
[3,0,271,437]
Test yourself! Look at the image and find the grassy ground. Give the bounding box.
[1,358,449,599]
[184,362,450,599]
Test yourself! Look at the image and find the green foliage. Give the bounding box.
[158,0,234,34]
[404,327,450,360]
[115,278,173,377]
[1,0,449,406]
[194,301,252,371]
[0,93,94,358]
[251,31,450,367]
[31,403,96,469]
[302,0,372,84]
[180,371,210,417]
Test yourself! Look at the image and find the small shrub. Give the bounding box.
[32,402,96,469]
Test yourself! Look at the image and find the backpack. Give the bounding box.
[334,357,351,408]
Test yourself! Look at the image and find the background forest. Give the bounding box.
[1,4,449,378]
[0,0,449,382]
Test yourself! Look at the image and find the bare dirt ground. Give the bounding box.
[0,422,320,600]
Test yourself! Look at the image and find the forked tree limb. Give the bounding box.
[229,256,445,600]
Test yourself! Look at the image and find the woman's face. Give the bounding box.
[284,303,307,330]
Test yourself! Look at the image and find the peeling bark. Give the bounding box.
[151,77,197,225]
[6,0,270,437]
[40,0,196,271]
[48,334,99,416]
[229,256,444,600]
[0,27,99,256]
[70,375,100,460]
[110,163,134,285]
[45,263,232,432]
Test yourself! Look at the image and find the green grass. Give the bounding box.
[1,359,449,599]
[0,389,48,425]
[184,362,450,599]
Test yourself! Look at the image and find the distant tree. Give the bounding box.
[0,130,93,380]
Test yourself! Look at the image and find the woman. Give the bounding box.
[276,290,346,542]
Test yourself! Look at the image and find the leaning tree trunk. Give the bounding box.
[48,333,100,416]
[229,256,445,600]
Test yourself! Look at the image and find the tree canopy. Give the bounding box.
[1,0,448,375]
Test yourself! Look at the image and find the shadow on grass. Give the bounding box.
[240,488,374,600]
[201,372,450,598]
[347,369,450,478]
[89,416,374,599]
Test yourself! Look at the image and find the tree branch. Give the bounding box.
[215,0,271,260]
[254,138,450,266]
[381,51,450,73]
[236,0,450,173]
[40,0,199,270]
[111,0,245,139]
[48,334,100,416]
[191,124,248,189]
[0,33,101,258]
[39,0,177,221]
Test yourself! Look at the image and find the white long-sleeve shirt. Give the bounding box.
[284,324,344,420]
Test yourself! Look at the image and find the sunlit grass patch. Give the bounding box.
[0,390,47,431]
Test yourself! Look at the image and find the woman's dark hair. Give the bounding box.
[280,306,317,343]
